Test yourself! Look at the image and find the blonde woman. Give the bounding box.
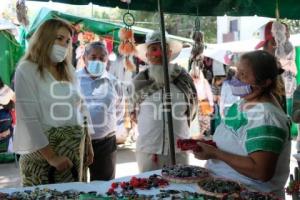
[13,19,93,186]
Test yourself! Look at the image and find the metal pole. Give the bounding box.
[158,0,176,165]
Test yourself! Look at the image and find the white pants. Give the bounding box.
[136,151,188,173]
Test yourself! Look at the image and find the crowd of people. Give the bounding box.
[0,18,299,198]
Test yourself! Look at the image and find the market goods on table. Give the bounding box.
[177,139,217,152]
[161,164,210,183]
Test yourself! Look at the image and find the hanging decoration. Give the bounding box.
[189,9,205,72]
[271,0,292,59]
[16,0,29,27]
[272,21,286,58]
[120,0,131,3]
[118,2,136,72]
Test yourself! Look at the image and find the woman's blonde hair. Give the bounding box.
[22,18,73,82]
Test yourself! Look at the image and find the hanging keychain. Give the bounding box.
[118,2,136,71]
[189,8,205,72]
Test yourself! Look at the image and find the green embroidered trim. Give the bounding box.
[246,138,283,154]
[247,126,286,140]
[246,125,286,154]
[224,103,248,132]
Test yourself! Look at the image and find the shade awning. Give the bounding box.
[27,0,300,19]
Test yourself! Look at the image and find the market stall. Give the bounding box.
[0,167,281,199]
[0,170,198,199]
[27,0,300,165]
[9,0,300,199]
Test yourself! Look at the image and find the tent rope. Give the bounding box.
[275,0,280,21]
[0,30,20,47]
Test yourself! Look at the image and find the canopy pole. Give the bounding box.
[157,0,176,165]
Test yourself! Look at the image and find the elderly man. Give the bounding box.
[76,41,124,181]
[131,31,197,172]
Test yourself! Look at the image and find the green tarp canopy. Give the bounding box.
[28,0,300,161]
[0,30,24,86]
[29,0,300,19]
[27,7,147,44]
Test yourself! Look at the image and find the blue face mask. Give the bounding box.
[228,77,252,97]
[87,61,106,77]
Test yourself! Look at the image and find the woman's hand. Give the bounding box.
[193,142,218,160]
[49,155,73,171]
[193,142,279,181]
[85,144,94,166]
[39,145,73,171]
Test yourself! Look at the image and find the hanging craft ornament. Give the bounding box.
[272,21,286,58]
[120,0,131,3]
[118,3,136,72]
[16,0,29,27]
[271,0,292,58]
[189,9,205,72]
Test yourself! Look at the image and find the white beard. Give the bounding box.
[148,64,175,87]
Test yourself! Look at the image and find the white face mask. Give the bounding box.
[86,60,106,77]
[50,44,68,63]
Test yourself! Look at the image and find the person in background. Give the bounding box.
[210,75,225,133]
[131,31,197,172]
[0,77,15,111]
[13,19,93,186]
[0,77,15,151]
[219,66,240,118]
[211,76,225,105]
[193,50,290,198]
[292,85,300,163]
[203,57,214,84]
[190,66,213,138]
[255,21,287,113]
[76,41,124,181]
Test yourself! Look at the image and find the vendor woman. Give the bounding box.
[193,50,291,198]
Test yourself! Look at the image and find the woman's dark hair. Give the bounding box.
[84,41,108,57]
[240,50,284,100]
[226,67,237,81]
[241,50,278,84]
[212,75,225,86]
[0,77,4,89]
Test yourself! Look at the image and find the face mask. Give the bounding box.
[86,60,106,76]
[50,44,68,63]
[228,77,252,97]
